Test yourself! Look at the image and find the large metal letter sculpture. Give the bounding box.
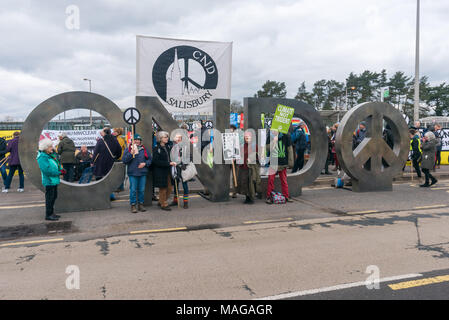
[136,96,231,204]
[335,102,409,192]
[19,91,126,213]
[244,98,328,197]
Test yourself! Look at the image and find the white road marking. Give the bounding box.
[257,273,423,300]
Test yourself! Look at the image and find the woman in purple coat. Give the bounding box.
[92,127,122,181]
[2,132,24,193]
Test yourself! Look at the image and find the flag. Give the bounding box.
[137,35,233,114]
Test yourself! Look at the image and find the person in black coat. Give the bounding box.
[92,127,122,180]
[152,131,177,210]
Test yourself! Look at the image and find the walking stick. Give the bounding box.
[0,156,9,169]
[232,160,238,188]
[131,125,135,158]
[174,177,181,208]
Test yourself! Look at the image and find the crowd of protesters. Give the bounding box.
[0,116,445,221]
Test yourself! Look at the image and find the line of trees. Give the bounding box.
[254,70,449,119]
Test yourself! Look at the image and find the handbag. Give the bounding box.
[181,163,197,182]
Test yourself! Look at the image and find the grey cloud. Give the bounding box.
[1,0,448,119]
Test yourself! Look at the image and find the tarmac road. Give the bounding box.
[0,179,448,300]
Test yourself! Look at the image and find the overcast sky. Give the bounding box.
[1,0,447,120]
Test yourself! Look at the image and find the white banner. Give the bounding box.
[137,35,232,114]
[40,130,102,148]
[222,132,241,161]
[440,129,449,151]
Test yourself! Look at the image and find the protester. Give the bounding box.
[433,124,442,170]
[75,145,93,181]
[3,132,24,193]
[37,138,62,221]
[354,121,367,149]
[0,136,7,191]
[152,131,177,211]
[122,134,151,213]
[291,122,307,173]
[170,132,192,209]
[409,129,422,178]
[57,132,76,182]
[76,145,93,163]
[113,128,127,192]
[230,124,238,198]
[236,131,261,204]
[265,129,294,204]
[322,127,332,175]
[330,123,340,171]
[113,128,126,161]
[420,131,438,187]
[92,127,122,181]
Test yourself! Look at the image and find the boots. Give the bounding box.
[170,197,178,206]
[430,178,438,186]
[131,205,138,213]
[138,203,146,212]
[183,201,188,209]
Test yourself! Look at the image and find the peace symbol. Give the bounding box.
[123,107,141,125]
[335,102,409,190]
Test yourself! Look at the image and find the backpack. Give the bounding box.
[270,191,286,204]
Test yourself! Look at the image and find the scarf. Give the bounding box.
[128,144,149,160]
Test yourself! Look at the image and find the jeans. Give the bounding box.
[4,165,24,190]
[45,185,58,217]
[62,163,75,182]
[129,175,147,205]
[174,179,189,203]
[0,163,7,187]
[266,168,289,199]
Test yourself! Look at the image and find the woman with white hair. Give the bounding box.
[37,138,63,221]
[420,131,438,187]
[152,131,177,210]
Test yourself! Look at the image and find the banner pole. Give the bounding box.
[132,124,135,158]
[232,160,237,188]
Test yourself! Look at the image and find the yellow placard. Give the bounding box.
[0,130,20,141]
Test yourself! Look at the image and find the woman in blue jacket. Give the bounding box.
[122,134,152,213]
[37,138,63,221]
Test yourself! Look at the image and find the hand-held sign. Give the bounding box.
[123,107,141,158]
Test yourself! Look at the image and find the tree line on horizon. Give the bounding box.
[253,70,449,119]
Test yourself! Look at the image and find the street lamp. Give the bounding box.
[83,78,92,127]
[414,0,420,123]
[345,83,356,111]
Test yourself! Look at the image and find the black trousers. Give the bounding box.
[422,168,435,185]
[292,150,305,173]
[412,158,421,177]
[45,185,58,217]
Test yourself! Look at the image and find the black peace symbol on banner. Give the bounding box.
[335,102,409,192]
[123,107,141,125]
[152,46,218,102]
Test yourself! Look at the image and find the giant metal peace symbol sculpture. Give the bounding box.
[19,91,126,213]
[335,102,409,192]
[244,98,328,197]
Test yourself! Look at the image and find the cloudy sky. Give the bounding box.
[0,0,447,120]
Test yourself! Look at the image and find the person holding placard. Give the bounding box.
[122,134,152,213]
[236,131,261,204]
[265,129,294,204]
[170,132,192,209]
